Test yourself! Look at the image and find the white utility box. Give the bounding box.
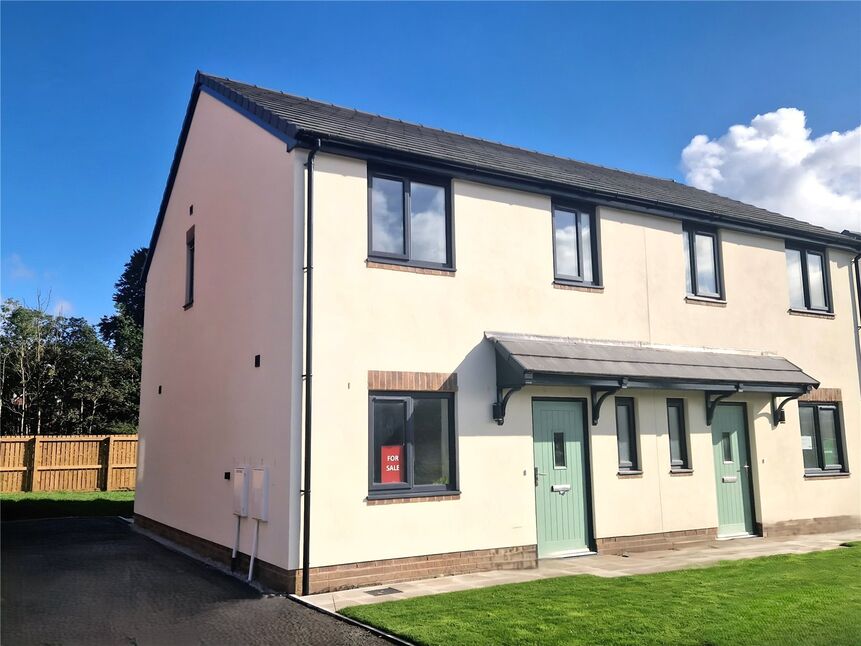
[250,467,269,521]
[233,467,249,517]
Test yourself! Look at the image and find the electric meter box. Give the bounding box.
[250,467,269,521]
[232,467,249,517]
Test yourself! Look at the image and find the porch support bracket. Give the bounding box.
[770,387,811,427]
[492,386,522,426]
[705,387,741,426]
[591,378,628,426]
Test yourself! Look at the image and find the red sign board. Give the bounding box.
[381,445,404,483]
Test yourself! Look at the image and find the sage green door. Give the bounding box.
[711,404,755,537]
[532,399,591,557]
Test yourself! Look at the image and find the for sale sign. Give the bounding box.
[381,445,404,483]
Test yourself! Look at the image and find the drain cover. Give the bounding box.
[366,587,402,596]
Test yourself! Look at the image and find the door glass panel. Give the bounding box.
[722,432,733,463]
[373,399,407,484]
[694,233,719,296]
[799,406,819,470]
[818,408,840,468]
[785,249,805,308]
[806,252,827,310]
[554,209,580,278]
[409,182,447,264]
[371,176,405,255]
[553,432,566,468]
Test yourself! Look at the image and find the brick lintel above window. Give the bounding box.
[367,371,458,392]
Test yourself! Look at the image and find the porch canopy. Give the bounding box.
[486,332,818,426]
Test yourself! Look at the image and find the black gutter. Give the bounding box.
[301,138,321,596]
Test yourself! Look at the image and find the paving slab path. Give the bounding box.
[1,516,386,646]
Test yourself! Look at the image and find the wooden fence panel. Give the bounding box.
[0,435,138,493]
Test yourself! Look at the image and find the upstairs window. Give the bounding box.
[369,170,452,269]
[552,206,599,285]
[786,246,830,312]
[683,226,722,298]
[799,403,846,474]
[369,392,457,496]
[185,226,195,308]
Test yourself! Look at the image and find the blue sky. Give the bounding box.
[2,2,860,323]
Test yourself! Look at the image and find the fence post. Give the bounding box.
[105,435,115,491]
[31,436,41,492]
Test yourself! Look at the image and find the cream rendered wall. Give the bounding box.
[308,152,860,567]
[136,91,301,571]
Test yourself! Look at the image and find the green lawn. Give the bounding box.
[342,545,861,646]
[0,490,134,521]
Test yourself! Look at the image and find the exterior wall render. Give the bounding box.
[136,92,300,572]
[307,152,860,569]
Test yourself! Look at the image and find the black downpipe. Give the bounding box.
[301,140,321,596]
[854,254,861,325]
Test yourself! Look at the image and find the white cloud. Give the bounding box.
[52,299,73,317]
[5,253,36,280]
[681,108,861,234]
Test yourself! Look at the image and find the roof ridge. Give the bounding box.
[200,73,689,187]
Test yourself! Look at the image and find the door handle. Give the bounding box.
[534,467,546,487]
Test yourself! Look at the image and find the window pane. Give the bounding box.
[373,399,407,484]
[413,398,451,486]
[616,402,633,468]
[667,403,685,466]
[799,406,819,470]
[683,232,693,294]
[409,182,447,264]
[580,214,593,283]
[818,408,841,469]
[553,432,566,468]
[806,252,827,310]
[694,233,718,296]
[554,209,579,278]
[786,249,805,309]
[722,432,733,462]
[371,177,405,255]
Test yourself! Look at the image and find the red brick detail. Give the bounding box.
[761,515,860,538]
[296,544,537,594]
[799,388,842,402]
[368,371,457,392]
[136,513,536,595]
[135,514,296,592]
[596,527,718,555]
[366,260,455,277]
[366,494,460,506]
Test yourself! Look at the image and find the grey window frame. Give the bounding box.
[551,203,601,286]
[367,167,454,271]
[666,398,690,470]
[184,226,195,308]
[368,391,458,498]
[799,403,847,474]
[684,225,724,299]
[785,244,832,313]
[615,397,639,472]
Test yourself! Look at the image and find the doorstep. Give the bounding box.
[301,528,861,611]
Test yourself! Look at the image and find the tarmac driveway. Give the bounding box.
[1,516,387,646]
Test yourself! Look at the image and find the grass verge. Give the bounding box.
[1,490,134,521]
[342,545,861,646]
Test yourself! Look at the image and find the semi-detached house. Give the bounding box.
[136,72,861,595]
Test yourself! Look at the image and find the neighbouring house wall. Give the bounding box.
[136,91,300,572]
[307,152,860,569]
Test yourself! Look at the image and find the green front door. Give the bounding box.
[711,404,755,537]
[532,399,591,557]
